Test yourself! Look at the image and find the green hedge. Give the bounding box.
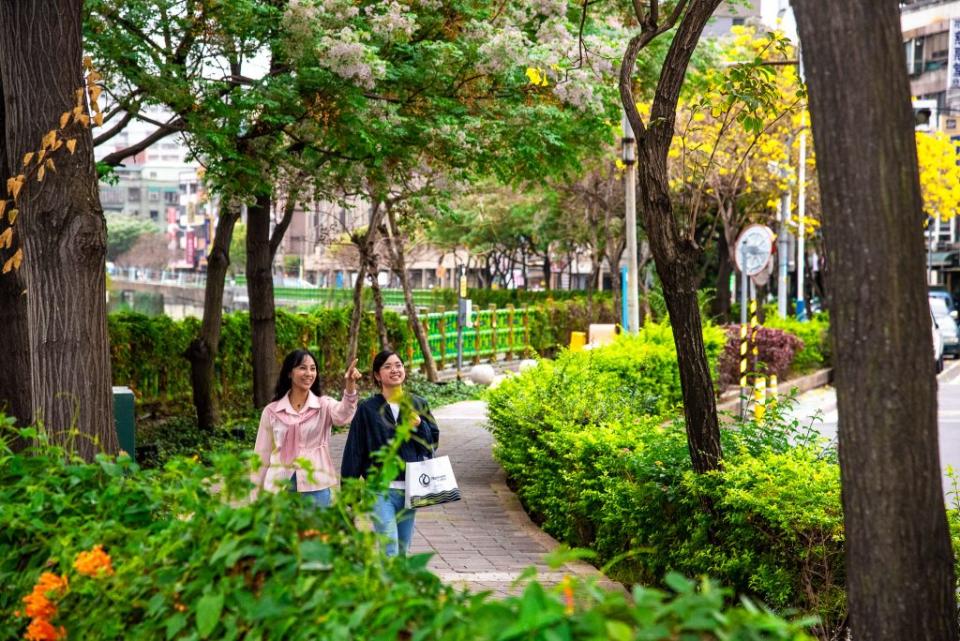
[0,421,813,641]
[762,314,831,374]
[108,299,615,416]
[109,308,411,415]
[487,331,848,637]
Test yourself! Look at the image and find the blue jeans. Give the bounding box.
[372,488,415,557]
[289,473,332,508]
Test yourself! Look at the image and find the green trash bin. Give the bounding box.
[112,386,135,458]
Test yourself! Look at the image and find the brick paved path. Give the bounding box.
[330,400,618,596]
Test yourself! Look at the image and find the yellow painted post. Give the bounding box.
[438,307,446,370]
[473,310,481,365]
[768,374,778,413]
[489,304,498,362]
[506,304,515,360]
[570,331,586,351]
[749,298,759,373]
[753,376,766,422]
[739,322,749,418]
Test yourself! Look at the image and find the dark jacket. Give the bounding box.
[340,392,439,482]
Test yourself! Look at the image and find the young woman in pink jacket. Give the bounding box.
[252,349,362,506]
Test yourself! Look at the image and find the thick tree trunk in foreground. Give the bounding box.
[185,205,240,430]
[246,192,277,409]
[619,0,724,474]
[0,0,115,458]
[0,71,31,435]
[386,207,438,381]
[793,2,958,639]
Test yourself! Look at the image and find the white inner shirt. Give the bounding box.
[388,402,400,423]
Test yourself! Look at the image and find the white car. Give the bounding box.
[933,309,945,374]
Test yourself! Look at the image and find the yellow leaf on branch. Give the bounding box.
[22,152,34,167]
[60,111,71,129]
[0,200,7,219]
[7,176,23,200]
[46,158,56,172]
[94,112,104,127]
[66,139,77,154]
[41,130,57,150]
[8,209,18,224]
[3,248,23,273]
[37,166,45,182]
[83,55,93,71]
[77,113,90,127]
[0,227,12,249]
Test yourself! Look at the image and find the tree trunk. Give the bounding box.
[346,202,385,366]
[246,192,277,409]
[619,0,725,474]
[0,0,116,458]
[0,70,31,435]
[713,229,732,322]
[638,241,652,325]
[542,246,552,291]
[184,205,240,430]
[366,251,390,349]
[386,207,438,381]
[792,2,958,639]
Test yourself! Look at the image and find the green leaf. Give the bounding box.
[605,620,633,641]
[196,591,224,639]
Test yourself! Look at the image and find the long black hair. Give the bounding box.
[371,349,403,388]
[272,349,322,402]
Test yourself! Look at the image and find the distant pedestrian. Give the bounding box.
[341,350,439,556]
[252,349,362,507]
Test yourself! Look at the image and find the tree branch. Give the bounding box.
[98,118,186,167]
[269,176,306,259]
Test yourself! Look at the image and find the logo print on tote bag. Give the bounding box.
[419,473,431,487]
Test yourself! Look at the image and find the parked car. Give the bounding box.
[930,296,960,358]
[929,287,957,313]
[933,309,945,373]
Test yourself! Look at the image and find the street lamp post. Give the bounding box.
[622,111,640,334]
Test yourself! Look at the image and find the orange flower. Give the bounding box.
[73,545,113,578]
[560,575,575,616]
[22,593,55,620]
[24,618,66,641]
[35,573,68,596]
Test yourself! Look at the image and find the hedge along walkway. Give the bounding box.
[329,400,620,597]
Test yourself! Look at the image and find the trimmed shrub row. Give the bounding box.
[487,330,847,638]
[109,299,615,417]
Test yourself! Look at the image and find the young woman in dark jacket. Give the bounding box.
[340,349,439,556]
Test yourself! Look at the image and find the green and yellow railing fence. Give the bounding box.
[405,304,535,367]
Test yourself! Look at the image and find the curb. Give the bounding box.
[716,367,833,413]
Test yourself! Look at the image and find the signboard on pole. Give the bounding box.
[734,224,774,277]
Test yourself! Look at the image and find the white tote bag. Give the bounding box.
[404,455,461,509]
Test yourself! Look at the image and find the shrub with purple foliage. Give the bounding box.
[718,325,805,387]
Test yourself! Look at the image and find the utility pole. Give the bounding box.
[796,127,808,320]
[622,110,640,333]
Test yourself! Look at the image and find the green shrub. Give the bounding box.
[108,308,411,417]
[763,315,831,374]
[0,418,813,641]
[487,332,846,638]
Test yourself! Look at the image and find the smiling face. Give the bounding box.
[289,355,317,395]
[375,354,406,392]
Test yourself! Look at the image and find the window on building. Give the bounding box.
[165,191,179,204]
[148,191,159,201]
[925,31,949,72]
[732,17,745,25]
[127,187,141,202]
[150,210,159,221]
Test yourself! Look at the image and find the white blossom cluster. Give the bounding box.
[366,1,418,43]
[317,28,386,89]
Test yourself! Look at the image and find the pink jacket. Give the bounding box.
[252,390,358,493]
